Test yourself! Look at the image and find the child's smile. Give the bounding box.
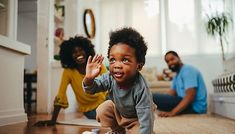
[113,71,124,78]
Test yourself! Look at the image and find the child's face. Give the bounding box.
[109,43,140,86]
[72,46,87,65]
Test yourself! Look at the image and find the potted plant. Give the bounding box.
[205,12,232,61]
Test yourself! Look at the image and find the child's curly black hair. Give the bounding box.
[59,36,95,69]
[108,27,148,64]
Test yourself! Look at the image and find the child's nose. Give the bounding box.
[114,62,122,69]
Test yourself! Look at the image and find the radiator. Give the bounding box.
[211,72,235,120]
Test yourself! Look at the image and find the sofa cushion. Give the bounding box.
[140,66,158,82]
[149,81,171,88]
[140,66,171,89]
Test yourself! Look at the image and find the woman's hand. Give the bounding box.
[33,120,56,127]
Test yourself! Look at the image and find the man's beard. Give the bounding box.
[169,64,181,72]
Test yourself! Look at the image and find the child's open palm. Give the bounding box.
[86,54,104,79]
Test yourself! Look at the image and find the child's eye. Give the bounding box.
[122,58,129,63]
[109,58,115,63]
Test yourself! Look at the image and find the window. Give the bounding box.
[99,0,235,57]
[200,0,235,57]
[132,0,161,56]
[166,0,198,55]
[100,0,161,57]
[0,0,8,36]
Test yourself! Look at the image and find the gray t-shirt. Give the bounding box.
[83,72,154,134]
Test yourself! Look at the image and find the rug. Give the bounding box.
[57,118,101,127]
[154,114,235,134]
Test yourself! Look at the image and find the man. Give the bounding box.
[152,51,207,117]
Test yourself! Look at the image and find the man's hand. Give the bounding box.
[33,120,56,127]
[84,54,104,85]
[158,111,176,117]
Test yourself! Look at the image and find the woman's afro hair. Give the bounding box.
[59,36,95,69]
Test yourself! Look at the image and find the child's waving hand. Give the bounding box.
[84,54,104,85]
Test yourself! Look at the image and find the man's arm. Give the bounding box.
[159,88,196,117]
[171,88,196,114]
[167,89,177,96]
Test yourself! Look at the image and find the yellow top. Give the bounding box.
[54,64,108,112]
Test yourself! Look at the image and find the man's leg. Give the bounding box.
[152,93,182,111]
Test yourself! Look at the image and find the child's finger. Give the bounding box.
[96,54,103,64]
[92,54,98,63]
[87,56,92,63]
[99,55,104,64]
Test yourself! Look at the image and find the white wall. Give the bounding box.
[18,13,37,70]
[0,36,30,126]
[77,0,100,50]
[17,0,37,71]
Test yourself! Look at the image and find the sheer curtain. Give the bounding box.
[166,0,198,55]
[99,0,234,57]
[99,0,161,57]
[165,0,234,56]
[132,0,161,56]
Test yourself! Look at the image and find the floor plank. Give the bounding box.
[0,113,110,134]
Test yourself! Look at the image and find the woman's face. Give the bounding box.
[72,46,87,65]
[109,43,140,86]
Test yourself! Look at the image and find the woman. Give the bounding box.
[34,36,107,126]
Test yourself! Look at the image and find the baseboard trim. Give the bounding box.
[211,96,235,120]
[0,109,28,126]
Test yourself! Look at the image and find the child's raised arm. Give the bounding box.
[83,54,104,86]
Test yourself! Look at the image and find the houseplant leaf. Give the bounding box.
[205,12,232,61]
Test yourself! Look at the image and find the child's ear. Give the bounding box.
[137,63,144,71]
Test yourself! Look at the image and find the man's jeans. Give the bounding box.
[152,93,197,114]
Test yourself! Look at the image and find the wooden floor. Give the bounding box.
[0,113,110,134]
[0,113,235,134]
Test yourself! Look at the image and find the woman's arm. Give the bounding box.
[33,105,61,127]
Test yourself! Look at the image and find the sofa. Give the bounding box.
[140,66,171,93]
